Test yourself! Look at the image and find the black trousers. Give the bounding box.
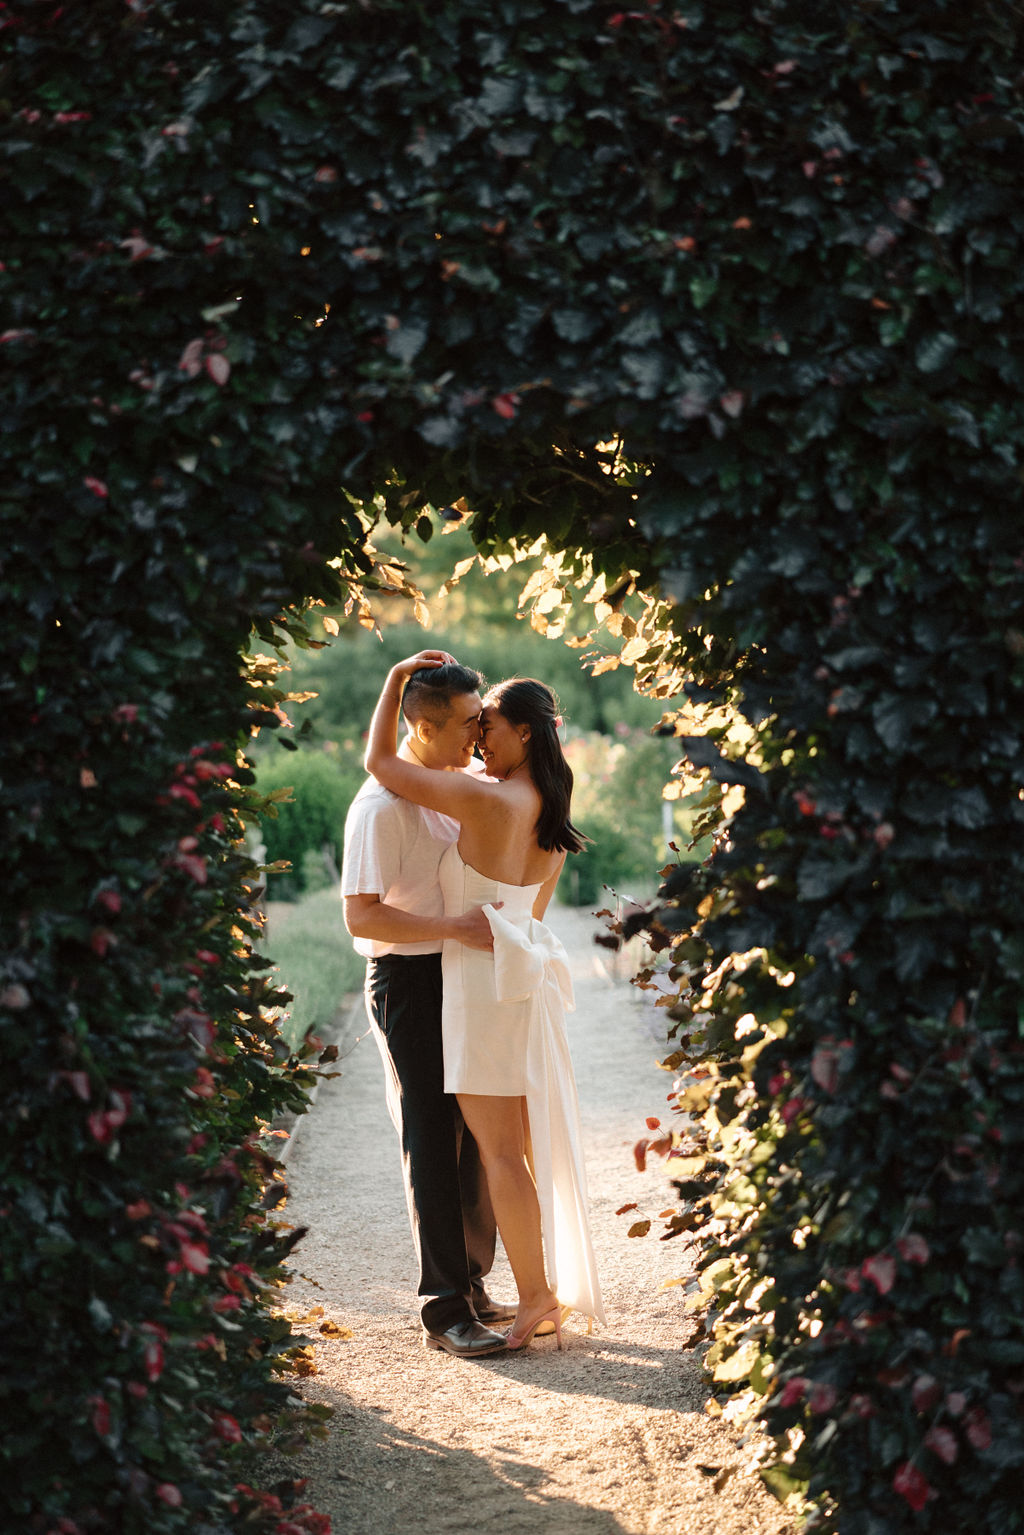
[364,953,497,1332]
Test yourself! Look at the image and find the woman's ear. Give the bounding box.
[520,725,531,744]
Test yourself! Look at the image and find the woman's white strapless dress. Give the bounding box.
[438,841,606,1326]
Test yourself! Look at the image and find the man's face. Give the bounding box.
[421,691,482,770]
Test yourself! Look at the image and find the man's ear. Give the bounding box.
[412,718,435,744]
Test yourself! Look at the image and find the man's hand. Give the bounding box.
[448,903,503,951]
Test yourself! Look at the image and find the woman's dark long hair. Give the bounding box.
[485,678,588,854]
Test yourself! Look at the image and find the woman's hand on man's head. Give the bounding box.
[390,649,456,681]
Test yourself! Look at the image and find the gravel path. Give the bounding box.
[276,904,794,1535]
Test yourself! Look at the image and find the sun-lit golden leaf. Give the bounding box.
[584,572,609,605]
[413,599,430,627]
[535,585,566,615]
[529,610,549,634]
[439,556,477,596]
[713,1343,761,1383]
[620,635,650,665]
[589,654,619,675]
[318,1319,354,1339]
[322,615,339,636]
[519,565,560,603]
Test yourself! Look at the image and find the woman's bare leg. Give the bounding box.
[522,1098,536,1181]
[457,1093,557,1327]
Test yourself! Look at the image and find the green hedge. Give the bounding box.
[256,747,364,902]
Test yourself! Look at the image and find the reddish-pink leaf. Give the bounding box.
[615,1202,639,1216]
[178,337,204,377]
[168,781,202,809]
[912,1374,942,1413]
[897,1232,930,1264]
[89,1395,111,1437]
[779,1376,807,1408]
[861,1253,896,1294]
[893,1462,933,1511]
[120,234,154,260]
[175,852,208,884]
[633,1137,649,1172]
[179,1239,210,1275]
[491,392,519,419]
[205,352,230,385]
[810,1044,840,1094]
[808,1382,838,1413]
[645,1116,661,1130]
[211,1411,242,1443]
[83,476,108,499]
[924,1425,958,1465]
[964,1406,992,1450]
[107,1091,131,1128]
[143,1336,164,1382]
[88,1111,114,1144]
[155,1484,182,1508]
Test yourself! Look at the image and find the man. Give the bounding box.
[341,660,513,1357]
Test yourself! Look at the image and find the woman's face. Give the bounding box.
[479,701,529,780]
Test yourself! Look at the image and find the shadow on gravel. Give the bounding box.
[461,1330,707,1414]
[293,1384,633,1534]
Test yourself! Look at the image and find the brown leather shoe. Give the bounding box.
[423,1318,508,1357]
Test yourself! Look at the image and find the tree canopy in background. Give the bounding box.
[3,1,1024,1531]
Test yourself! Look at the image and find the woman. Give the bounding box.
[365,650,605,1348]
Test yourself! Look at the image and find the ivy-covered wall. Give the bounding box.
[3,0,1022,1530]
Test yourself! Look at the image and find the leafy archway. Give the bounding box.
[3,1,1023,1531]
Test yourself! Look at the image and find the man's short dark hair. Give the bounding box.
[401,663,483,727]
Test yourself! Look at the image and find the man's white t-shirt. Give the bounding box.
[341,777,459,958]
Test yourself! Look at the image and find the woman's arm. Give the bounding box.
[364,652,492,819]
[532,855,566,919]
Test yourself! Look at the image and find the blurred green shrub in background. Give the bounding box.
[563,729,707,907]
[256,744,364,901]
